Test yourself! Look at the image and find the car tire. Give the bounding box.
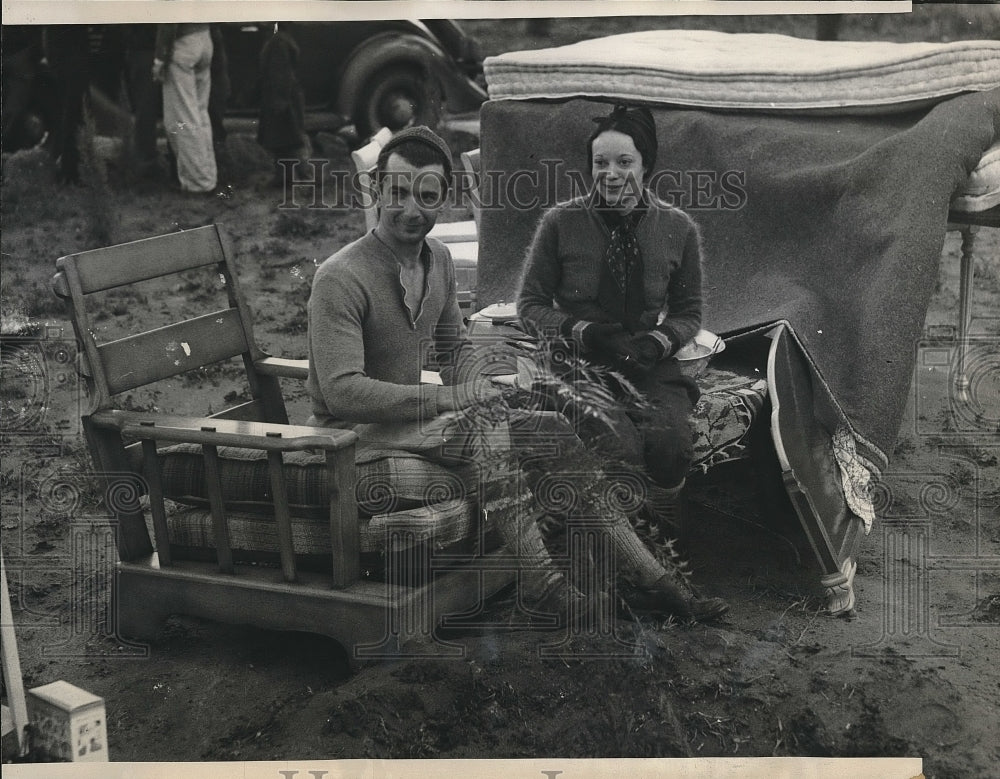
[352,65,442,139]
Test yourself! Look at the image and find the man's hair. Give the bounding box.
[375,126,453,192]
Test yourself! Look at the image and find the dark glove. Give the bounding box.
[582,322,636,362]
[630,332,667,373]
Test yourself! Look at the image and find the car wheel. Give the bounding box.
[353,65,442,139]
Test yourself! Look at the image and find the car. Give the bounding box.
[1,20,485,155]
[221,19,487,139]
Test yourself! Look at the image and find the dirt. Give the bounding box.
[2,11,1000,779]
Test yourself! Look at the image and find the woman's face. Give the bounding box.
[591,129,646,211]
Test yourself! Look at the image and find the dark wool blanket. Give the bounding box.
[477,88,1000,473]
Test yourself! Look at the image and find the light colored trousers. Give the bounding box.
[164,30,217,193]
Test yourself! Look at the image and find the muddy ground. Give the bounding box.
[2,10,999,778]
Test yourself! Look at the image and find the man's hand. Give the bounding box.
[630,332,667,373]
[436,379,505,413]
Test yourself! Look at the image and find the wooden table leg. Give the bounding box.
[954,224,977,405]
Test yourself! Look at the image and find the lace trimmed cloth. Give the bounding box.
[832,423,878,534]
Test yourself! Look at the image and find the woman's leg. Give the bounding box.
[507,406,727,621]
[632,359,700,489]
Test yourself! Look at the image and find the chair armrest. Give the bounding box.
[254,357,309,380]
[91,410,357,452]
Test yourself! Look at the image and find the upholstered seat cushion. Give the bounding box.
[149,447,489,561]
[951,139,1000,212]
[155,497,481,557]
[154,446,480,518]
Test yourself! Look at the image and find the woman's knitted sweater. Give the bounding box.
[518,193,703,355]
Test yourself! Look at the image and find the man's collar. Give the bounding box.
[369,229,435,271]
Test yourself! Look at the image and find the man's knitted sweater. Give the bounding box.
[517,192,703,356]
[306,232,470,428]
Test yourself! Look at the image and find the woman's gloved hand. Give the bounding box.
[560,319,638,366]
[582,322,632,357]
[630,332,668,374]
[586,324,648,369]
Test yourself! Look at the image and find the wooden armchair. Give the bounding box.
[51,225,513,668]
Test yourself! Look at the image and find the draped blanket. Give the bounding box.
[477,87,1000,473]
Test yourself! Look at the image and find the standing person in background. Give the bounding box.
[153,23,216,193]
[208,24,230,156]
[2,26,46,153]
[257,23,310,180]
[42,25,91,184]
[124,24,162,177]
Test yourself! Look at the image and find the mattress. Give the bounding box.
[483,30,1000,210]
[484,30,1000,111]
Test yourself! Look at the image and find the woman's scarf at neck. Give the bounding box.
[595,191,649,334]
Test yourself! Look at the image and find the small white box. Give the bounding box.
[26,681,108,762]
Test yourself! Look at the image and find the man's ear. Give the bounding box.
[372,173,383,217]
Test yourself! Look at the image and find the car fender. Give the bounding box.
[336,30,485,119]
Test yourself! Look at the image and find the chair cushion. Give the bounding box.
[156,446,480,518]
[151,446,491,564]
[153,497,480,557]
[951,139,1000,212]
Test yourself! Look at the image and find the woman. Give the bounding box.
[518,103,703,530]
[153,23,217,193]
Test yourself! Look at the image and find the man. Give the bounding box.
[257,23,310,179]
[306,126,727,625]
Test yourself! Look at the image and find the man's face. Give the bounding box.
[377,153,447,246]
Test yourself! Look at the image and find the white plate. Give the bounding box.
[477,302,520,321]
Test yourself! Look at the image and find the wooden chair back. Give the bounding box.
[51,224,311,568]
[52,224,286,424]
